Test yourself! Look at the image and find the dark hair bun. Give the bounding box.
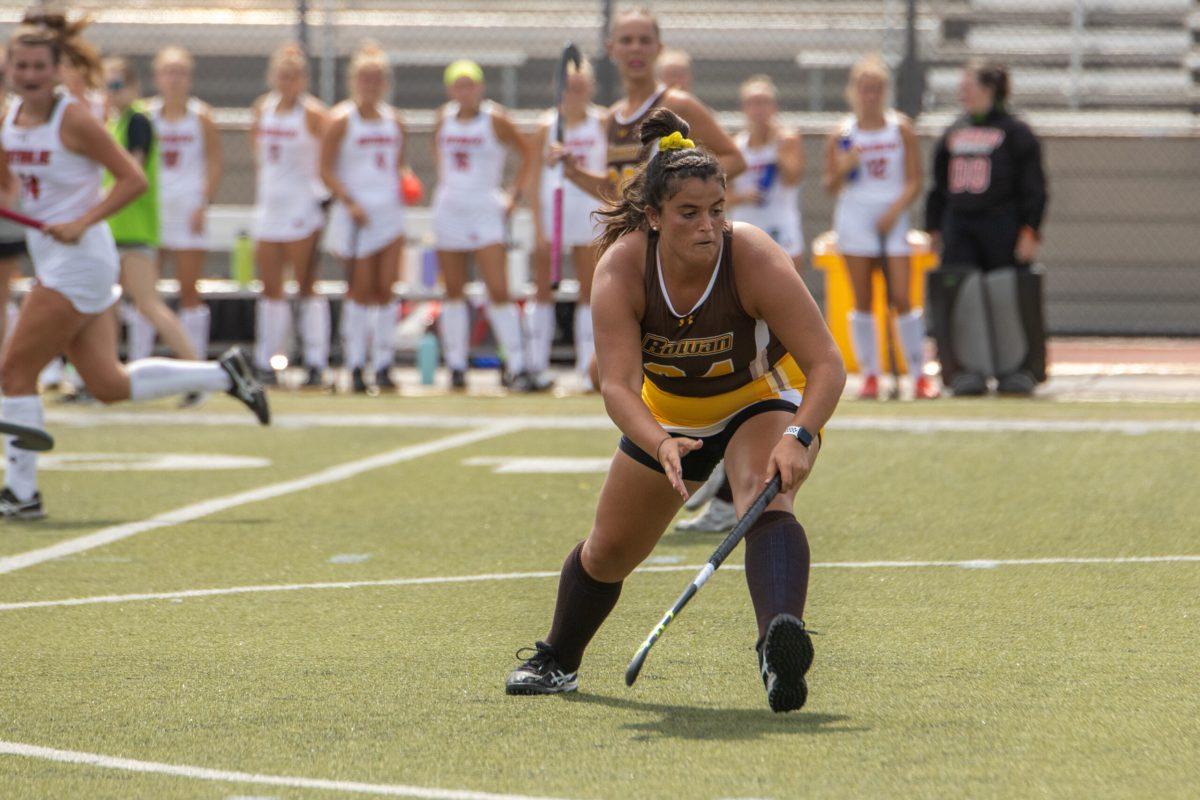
[637,107,690,146]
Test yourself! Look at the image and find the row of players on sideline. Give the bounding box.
[0,14,947,399]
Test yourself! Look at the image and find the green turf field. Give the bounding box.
[1,392,1198,799]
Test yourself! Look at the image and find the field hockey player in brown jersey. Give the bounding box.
[505,109,845,712]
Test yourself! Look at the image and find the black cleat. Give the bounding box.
[997,370,1036,396]
[375,368,397,391]
[351,367,369,394]
[505,641,579,696]
[759,614,814,713]
[450,369,467,391]
[950,372,987,397]
[0,487,45,521]
[505,371,535,393]
[219,347,270,425]
[302,366,325,390]
[530,371,556,392]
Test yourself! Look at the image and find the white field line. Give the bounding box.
[0,740,569,800]
[3,555,1198,613]
[0,425,521,577]
[44,409,1200,435]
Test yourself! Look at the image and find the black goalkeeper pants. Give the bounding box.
[940,207,1024,272]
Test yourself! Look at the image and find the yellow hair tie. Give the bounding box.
[658,131,695,152]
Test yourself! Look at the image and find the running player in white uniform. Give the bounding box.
[528,58,606,390]
[320,42,407,394]
[433,59,534,391]
[824,55,936,401]
[149,46,222,362]
[251,43,329,389]
[0,17,266,521]
[729,75,805,272]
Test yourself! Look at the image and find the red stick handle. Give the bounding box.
[0,206,44,231]
[550,185,564,284]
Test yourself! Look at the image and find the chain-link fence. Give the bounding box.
[1,1,1197,334]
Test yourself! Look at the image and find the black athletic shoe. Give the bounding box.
[758,614,814,713]
[950,372,987,397]
[450,369,467,391]
[219,347,270,425]
[997,370,1036,396]
[351,367,369,394]
[0,487,45,521]
[506,371,535,393]
[302,366,325,390]
[375,368,397,391]
[530,371,556,392]
[505,641,579,695]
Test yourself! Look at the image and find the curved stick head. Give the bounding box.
[624,647,649,686]
[0,421,54,452]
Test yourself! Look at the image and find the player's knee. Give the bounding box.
[581,533,639,581]
[0,357,35,396]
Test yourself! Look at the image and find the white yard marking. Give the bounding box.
[44,410,1200,435]
[4,453,271,472]
[463,456,611,474]
[0,426,521,577]
[0,740,569,800]
[2,555,1197,613]
[328,554,373,564]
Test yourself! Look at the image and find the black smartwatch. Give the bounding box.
[784,425,814,448]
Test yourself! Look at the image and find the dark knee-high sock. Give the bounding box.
[545,541,623,672]
[744,510,811,646]
[716,478,733,503]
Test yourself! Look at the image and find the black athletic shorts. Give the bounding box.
[618,399,798,484]
[0,238,27,259]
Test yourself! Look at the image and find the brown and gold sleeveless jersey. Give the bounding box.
[639,226,807,435]
[607,87,666,190]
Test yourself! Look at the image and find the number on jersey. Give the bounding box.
[948,156,991,194]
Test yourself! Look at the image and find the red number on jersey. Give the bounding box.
[162,150,180,169]
[268,143,281,163]
[375,151,387,170]
[453,151,470,171]
[866,157,888,179]
[948,156,991,194]
[19,174,39,201]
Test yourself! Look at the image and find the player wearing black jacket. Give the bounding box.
[926,63,1047,271]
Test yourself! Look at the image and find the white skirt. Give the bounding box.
[326,196,406,259]
[433,189,507,252]
[254,193,325,243]
[159,191,208,251]
[539,187,601,250]
[29,223,121,314]
[833,193,910,258]
[731,206,804,257]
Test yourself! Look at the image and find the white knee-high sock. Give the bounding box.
[372,301,398,372]
[180,304,210,361]
[124,305,157,362]
[439,299,469,371]
[4,300,19,346]
[573,303,594,375]
[849,311,879,377]
[128,358,232,401]
[897,309,926,380]
[487,302,526,375]
[340,300,369,370]
[300,296,331,370]
[3,395,42,501]
[524,301,555,375]
[254,298,292,370]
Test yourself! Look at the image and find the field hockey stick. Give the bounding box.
[625,474,783,687]
[550,42,582,286]
[878,231,902,400]
[0,207,44,231]
[0,419,54,452]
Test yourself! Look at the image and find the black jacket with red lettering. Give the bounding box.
[925,107,1048,234]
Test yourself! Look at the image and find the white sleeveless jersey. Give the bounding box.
[539,107,606,209]
[435,100,506,201]
[149,97,207,202]
[256,93,322,203]
[2,95,102,224]
[731,130,800,223]
[839,111,906,203]
[334,101,402,205]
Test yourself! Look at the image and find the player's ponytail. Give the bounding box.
[969,60,1010,107]
[11,11,102,89]
[594,107,724,256]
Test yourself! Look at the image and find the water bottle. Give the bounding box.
[756,162,777,207]
[839,135,859,183]
[417,330,440,386]
[231,230,254,287]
